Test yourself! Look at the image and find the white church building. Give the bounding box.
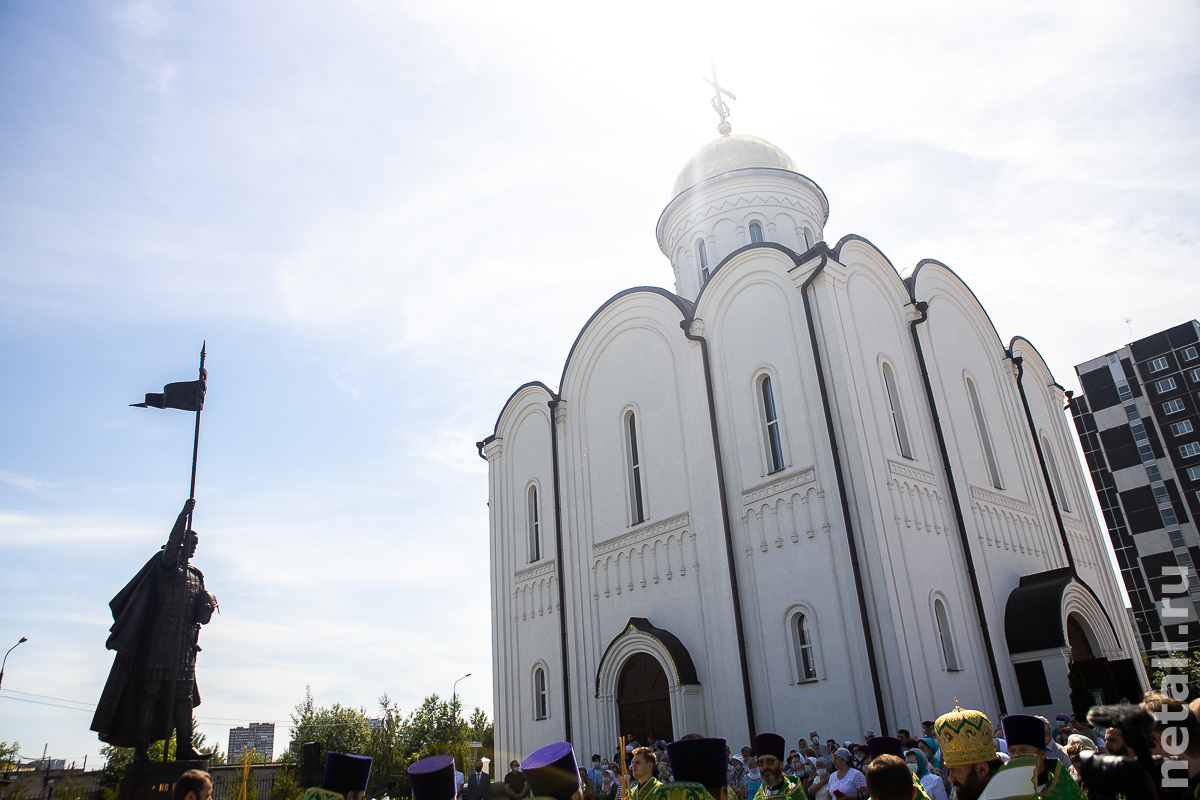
[478,121,1146,761]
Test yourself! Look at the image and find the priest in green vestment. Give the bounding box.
[1001,715,1086,800]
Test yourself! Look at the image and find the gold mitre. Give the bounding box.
[934,699,997,766]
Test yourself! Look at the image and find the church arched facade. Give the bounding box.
[478,132,1146,762]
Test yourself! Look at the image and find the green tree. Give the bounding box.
[369,695,407,798]
[287,686,372,763]
[465,705,489,753]
[0,741,20,771]
[1143,650,1200,701]
[268,768,305,800]
[402,694,467,761]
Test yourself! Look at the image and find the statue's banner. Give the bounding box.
[130,376,206,411]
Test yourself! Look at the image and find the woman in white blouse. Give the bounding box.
[826,749,867,800]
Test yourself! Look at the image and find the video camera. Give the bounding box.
[1076,704,1191,800]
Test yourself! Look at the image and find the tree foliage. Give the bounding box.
[287,686,372,764]
[285,689,494,798]
[1143,650,1200,701]
[0,741,19,770]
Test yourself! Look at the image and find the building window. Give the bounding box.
[527,485,541,562]
[1165,399,1187,415]
[1181,443,1200,459]
[749,221,764,243]
[1042,435,1071,513]
[1155,378,1177,393]
[1191,369,1200,383]
[1187,466,1200,482]
[966,377,1003,489]
[760,375,785,473]
[882,362,913,459]
[533,666,549,720]
[625,411,646,525]
[1184,346,1198,361]
[790,611,819,681]
[934,598,961,671]
[697,239,709,283]
[1171,421,1194,437]
[1149,357,1170,372]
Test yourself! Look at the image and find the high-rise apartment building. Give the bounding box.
[1071,320,1200,652]
[228,722,275,762]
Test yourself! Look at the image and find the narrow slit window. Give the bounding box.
[749,221,764,243]
[1042,435,1071,513]
[697,239,709,283]
[967,377,1003,489]
[533,667,548,720]
[527,485,540,562]
[793,613,818,681]
[626,412,646,524]
[760,375,785,473]
[934,599,961,670]
[882,363,913,458]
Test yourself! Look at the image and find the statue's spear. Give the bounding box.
[131,342,208,760]
[131,342,207,527]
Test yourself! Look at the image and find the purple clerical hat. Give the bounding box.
[666,738,727,788]
[408,755,456,800]
[522,742,580,800]
[323,753,373,793]
[1001,715,1046,750]
[866,737,904,761]
[754,733,785,762]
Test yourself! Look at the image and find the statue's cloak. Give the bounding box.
[90,554,201,747]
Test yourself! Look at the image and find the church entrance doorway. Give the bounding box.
[617,653,673,745]
[1068,612,1119,703]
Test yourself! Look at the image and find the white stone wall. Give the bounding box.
[486,145,1145,763]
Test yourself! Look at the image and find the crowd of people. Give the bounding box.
[162,690,1200,800]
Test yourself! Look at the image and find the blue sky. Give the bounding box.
[2,0,1198,767]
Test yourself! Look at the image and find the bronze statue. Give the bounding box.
[91,499,218,761]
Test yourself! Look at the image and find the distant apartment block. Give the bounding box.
[1071,320,1200,651]
[228,722,275,762]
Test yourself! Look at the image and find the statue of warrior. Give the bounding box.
[91,499,219,761]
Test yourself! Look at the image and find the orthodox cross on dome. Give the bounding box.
[704,65,736,136]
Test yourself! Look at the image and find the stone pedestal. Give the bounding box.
[119,759,211,800]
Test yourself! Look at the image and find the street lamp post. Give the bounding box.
[452,673,471,702]
[0,637,28,690]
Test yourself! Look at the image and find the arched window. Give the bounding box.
[1042,434,1072,513]
[882,362,913,459]
[788,610,819,682]
[625,411,646,524]
[934,598,960,671]
[966,377,1003,489]
[749,221,764,243]
[759,374,785,473]
[697,240,709,283]
[527,485,541,562]
[802,227,813,249]
[533,666,549,720]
